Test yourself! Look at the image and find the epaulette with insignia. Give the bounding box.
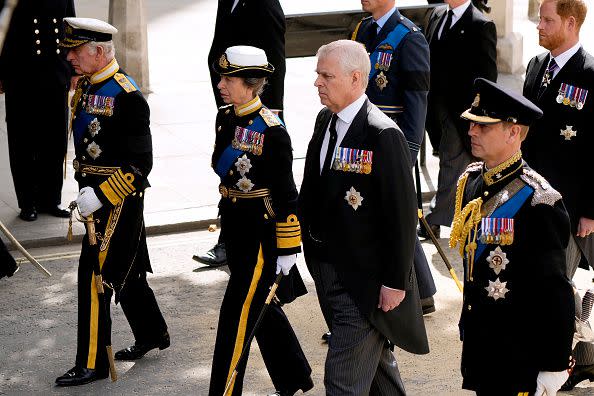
[114,73,137,93]
[351,16,372,40]
[520,168,562,207]
[259,107,281,127]
[398,16,419,33]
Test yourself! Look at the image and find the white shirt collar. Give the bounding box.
[551,42,582,71]
[448,0,471,20]
[374,6,397,30]
[337,94,367,125]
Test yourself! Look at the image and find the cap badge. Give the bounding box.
[560,125,577,141]
[65,25,73,35]
[219,53,229,69]
[472,93,480,108]
[345,186,364,211]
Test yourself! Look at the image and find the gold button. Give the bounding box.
[225,109,230,114]
[81,172,87,177]
[231,197,237,203]
[36,50,41,55]
[73,115,77,119]
[56,39,60,43]
[132,192,137,196]
[56,49,60,54]
[467,305,472,311]
[33,18,38,24]
[264,214,269,219]
[83,138,88,143]
[248,120,254,125]
[54,28,59,33]
[229,170,233,175]
[139,192,143,197]
[484,191,489,197]
[53,18,57,23]
[34,29,39,34]
[217,126,222,132]
[36,40,40,44]
[82,156,86,160]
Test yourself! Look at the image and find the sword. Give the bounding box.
[223,273,283,396]
[414,162,463,292]
[0,220,51,277]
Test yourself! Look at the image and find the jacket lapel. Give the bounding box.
[371,9,401,50]
[306,109,333,178]
[526,53,549,100]
[428,6,447,44]
[340,100,371,149]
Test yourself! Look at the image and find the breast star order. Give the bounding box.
[486,246,509,275]
[344,186,364,211]
[234,154,252,176]
[560,125,577,141]
[485,278,509,301]
[236,176,254,193]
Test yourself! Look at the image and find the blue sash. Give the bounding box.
[214,111,280,179]
[72,78,128,145]
[368,23,410,81]
[473,184,534,261]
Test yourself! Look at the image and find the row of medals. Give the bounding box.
[556,83,588,110]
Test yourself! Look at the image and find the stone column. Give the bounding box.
[490,0,523,74]
[109,0,150,92]
[528,0,540,22]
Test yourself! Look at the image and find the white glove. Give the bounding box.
[535,370,569,396]
[276,254,297,276]
[76,187,103,217]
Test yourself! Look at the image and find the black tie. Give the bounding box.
[321,114,338,177]
[367,22,379,49]
[440,10,454,40]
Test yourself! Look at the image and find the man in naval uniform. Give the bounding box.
[0,0,75,221]
[522,0,594,389]
[450,78,574,395]
[350,0,437,319]
[54,18,169,386]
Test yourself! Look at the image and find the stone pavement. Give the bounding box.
[1,0,593,249]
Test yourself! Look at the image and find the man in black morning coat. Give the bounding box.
[299,39,428,395]
[196,0,286,267]
[522,0,594,390]
[422,0,497,238]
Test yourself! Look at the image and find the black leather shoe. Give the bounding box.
[560,363,594,391]
[39,206,70,218]
[421,296,436,315]
[321,331,331,342]
[114,331,170,360]
[55,366,108,386]
[418,223,440,240]
[19,208,37,222]
[268,376,314,395]
[192,242,227,267]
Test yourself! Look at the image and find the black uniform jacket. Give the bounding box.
[425,3,497,149]
[453,159,574,392]
[523,47,594,268]
[213,99,306,302]
[71,62,153,293]
[0,0,74,84]
[208,0,285,110]
[298,100,429,354]
[352,9,430,162]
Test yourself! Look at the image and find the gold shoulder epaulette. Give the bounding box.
[456,161,483,184]
[259,107,281,127]
[114,73,137,93]
[520,168,562,206]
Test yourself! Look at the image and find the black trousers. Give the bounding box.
[74,235,168,371]
[4,79,68,210]
[0,239,18,279]
[209,214,311,396]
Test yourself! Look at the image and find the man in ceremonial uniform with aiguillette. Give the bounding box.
[55,18,169,386]
[449,78,575,395]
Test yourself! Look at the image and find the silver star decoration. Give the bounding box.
[234,154,252,176]
[86,141,102,159]
[485,278,509,301]
[560,125,577,141]
[486,246,509,275]
[236,176,254,192]
[88,118,101,137]
[344,186,364,210]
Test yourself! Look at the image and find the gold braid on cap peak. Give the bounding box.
[449,172,483,281]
